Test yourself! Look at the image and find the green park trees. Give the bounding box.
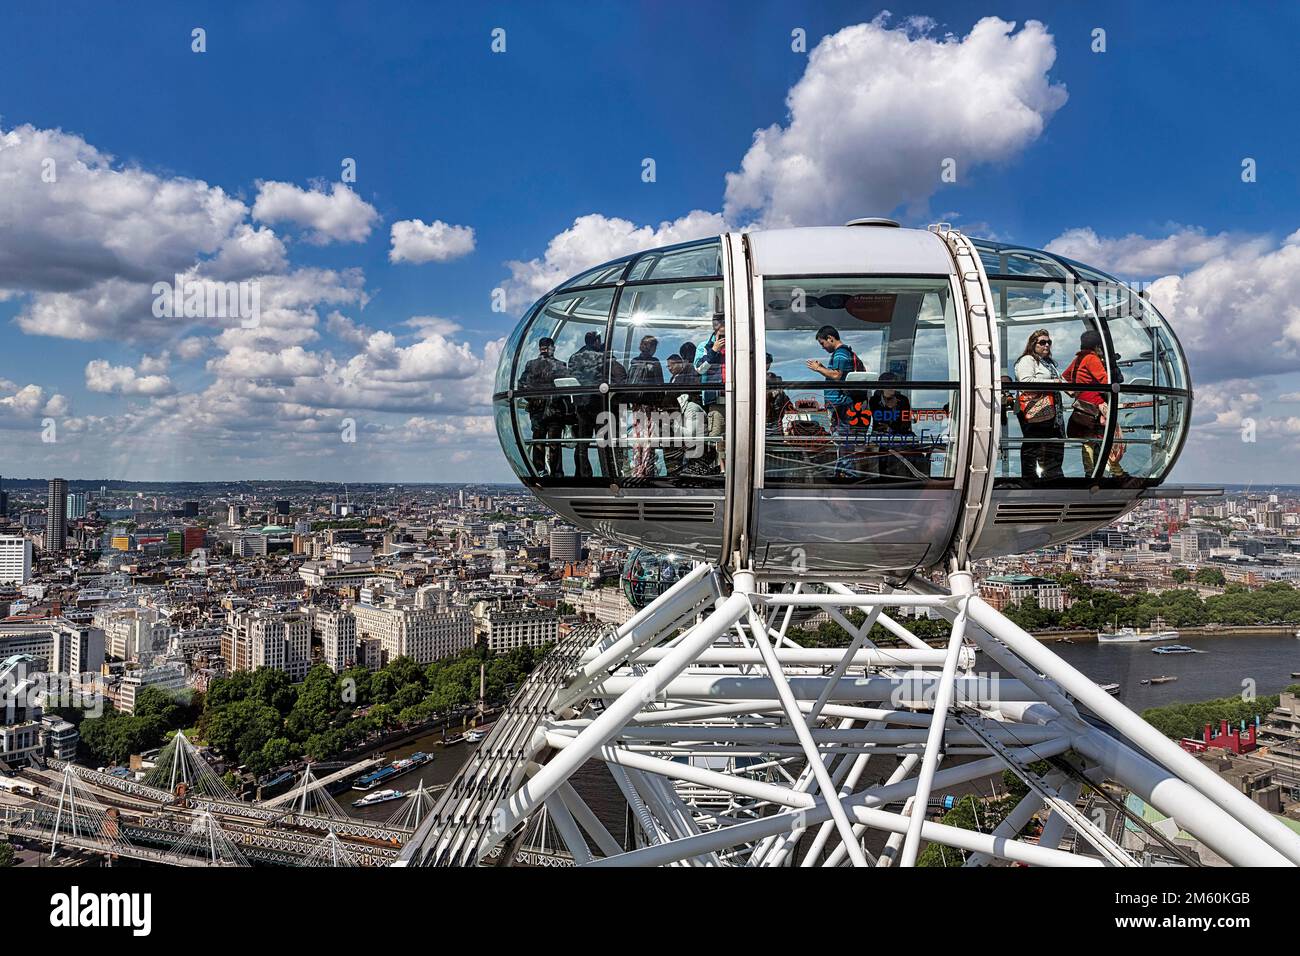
[1141,684,1300,741]
[77,642,555,774]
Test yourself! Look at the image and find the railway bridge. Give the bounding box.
[1,751,419,867]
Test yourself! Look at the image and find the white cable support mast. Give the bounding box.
[43,765,135,860]
[383,780,439,830]
[285,764,351,821]
[143,730,236,802]
[161,810,250,867]
[397,566,1300,868]
[300,829,361,867]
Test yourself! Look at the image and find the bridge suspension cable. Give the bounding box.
[143,731,236,802]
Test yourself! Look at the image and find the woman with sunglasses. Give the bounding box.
[1012,329,1065,481]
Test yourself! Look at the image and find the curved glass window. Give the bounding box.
[989,250,1192,485]
[495,298,544,396]
[606,280,726,481]
[763,277,959,485]
[1086,284,1187,391]
[973,239,1070,280]
[511,392,613,482]
[558,257,631,291]
[994,386,1187,482]
[626,239,723,282]
[495,399,529,479]
[513,288,615,392]
[610,281,723,367]
[992,278,1110,483]
[1112,392,1187,479]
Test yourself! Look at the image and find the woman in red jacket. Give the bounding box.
[1064,329,1125,477]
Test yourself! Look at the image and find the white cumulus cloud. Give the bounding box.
[501,210,726,309]
[1043,226,1264,277]
[206,345,325,381]
[0,381,69,423]
[205,223,288,279]
[0,122,248,294]
[723,15,1067,227]
[84,358,175,396]
[252,181,379,244]
[1143,229,1300,383]
[389,218,476,264]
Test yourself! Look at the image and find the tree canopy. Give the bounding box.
[76,641,551,774]
[1141,684,1300,741]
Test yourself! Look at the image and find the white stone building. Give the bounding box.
[472,599,558,654]
[351,601,473,666]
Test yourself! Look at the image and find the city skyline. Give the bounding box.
[2,3,1299,483]
[3,435,1299,871]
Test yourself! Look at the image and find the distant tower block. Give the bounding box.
[45,478,68,552]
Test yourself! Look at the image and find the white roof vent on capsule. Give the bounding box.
[845,217,900,228]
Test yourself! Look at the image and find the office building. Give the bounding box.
[0,619,105,674]
[0,535,32,585]
[317,609,357,673]
[232,533,269,558]
[40,715,79,760]
[978,575,1065,613]
[45,478,67,552]
[0,662,44,767]
[179,526,205,556]
[352,600,473,666]
[472,599,558,654]
[115,663,189,715]
[1177,528,1223,562]
[549,528,581,563]
[94,607,171,663]
[222,607,311,680]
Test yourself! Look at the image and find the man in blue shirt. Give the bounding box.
[696,315,726,472]
[806,325,864,477]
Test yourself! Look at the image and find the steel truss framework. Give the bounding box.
[399,565,1300,868]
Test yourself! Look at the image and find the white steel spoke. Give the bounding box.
[396,563,1300,869]
[900,573,973,866]
[744,601,867,867]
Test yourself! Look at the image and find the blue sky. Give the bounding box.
[1,2,1298,483]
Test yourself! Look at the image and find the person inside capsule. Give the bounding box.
[766,353,793,436]
[626,334,668,477]
[1013,328,1065,481]
[698,316,726,472]
[869,371,918,478]
[567,331,606,480]
[1064,328,1128,479]
[806,324,868,477]
[665,351,704,476]
[519,337,570,478]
